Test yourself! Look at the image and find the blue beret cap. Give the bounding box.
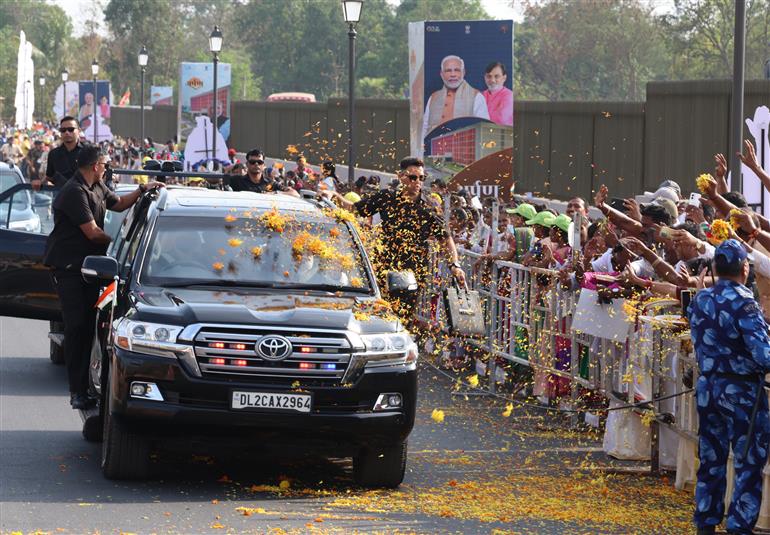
[715,239,747,266]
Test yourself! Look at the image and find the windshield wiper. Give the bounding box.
[156,280,370,293]
[266,282,372,294]
[158,280,278,288]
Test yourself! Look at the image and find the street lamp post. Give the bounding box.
[342,0,363,188]
[38,76,45,120]
[729,0,746,192]
[61,69,68,120]
[209,26,223,170]
[91,59,99,144]
[138,45,148,156]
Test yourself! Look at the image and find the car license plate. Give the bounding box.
[231,391,312,413]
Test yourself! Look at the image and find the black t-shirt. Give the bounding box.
[354,188,447,278]
[229,174,286,194]
[45,142,83,186]
[43,172,120,270]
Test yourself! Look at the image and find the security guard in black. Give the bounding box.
[34,115,83,189]
[44,144,164,410]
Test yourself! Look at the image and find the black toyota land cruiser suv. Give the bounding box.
[0,184,418,487]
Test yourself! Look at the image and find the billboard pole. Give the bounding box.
[729,0,746,192]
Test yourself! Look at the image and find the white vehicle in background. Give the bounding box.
[0,162,44,233]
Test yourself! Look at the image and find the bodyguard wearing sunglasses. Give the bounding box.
[324,156,466,319]
[229,148,299,197]
[33,116,83,190]
[44,144,165,409]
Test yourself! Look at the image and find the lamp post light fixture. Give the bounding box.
[61,68,68,120]
[138,45,148,155]
[342,0,363,188]
[91,59,99,144]
[209,25,223,170]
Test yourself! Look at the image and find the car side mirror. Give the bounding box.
[387,270,418,293]
[81,255,119,282]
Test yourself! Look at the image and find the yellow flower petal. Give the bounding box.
[431,408,445,423]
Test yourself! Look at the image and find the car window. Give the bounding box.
[140,214,372,291]
[0,181,57,235]
[118,217,148,276]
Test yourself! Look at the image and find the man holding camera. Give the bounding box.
[43,144,164,409]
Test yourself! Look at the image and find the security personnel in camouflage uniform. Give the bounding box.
[688,239,770,534]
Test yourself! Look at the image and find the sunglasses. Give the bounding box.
[405,174,426,181]
[248,159,265,165]
[60,127,77,133]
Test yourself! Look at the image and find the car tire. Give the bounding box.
[101,379,150,480]
[353,441,407,488]
[49,321,64,365]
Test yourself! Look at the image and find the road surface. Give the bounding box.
[0,317,692,534]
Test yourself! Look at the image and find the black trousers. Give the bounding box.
[51,270,99,395]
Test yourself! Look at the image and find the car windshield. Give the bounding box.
[140,214,373,292]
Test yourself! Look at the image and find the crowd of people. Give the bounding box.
[6,116,770,533]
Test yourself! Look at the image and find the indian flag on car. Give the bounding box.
[95,281,117,310]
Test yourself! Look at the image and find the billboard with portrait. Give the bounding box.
[408,20,513,160]
[77,80,113,142]
[150,85,173,106]
[177,62,231,160]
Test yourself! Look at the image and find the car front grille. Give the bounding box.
[193,327,351,384]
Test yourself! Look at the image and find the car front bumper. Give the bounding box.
[108,347,417,451]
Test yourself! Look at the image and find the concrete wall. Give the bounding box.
[110,80,770,201]
[228,98,410,173]
[513,80,770,201]
[109,105,177,143]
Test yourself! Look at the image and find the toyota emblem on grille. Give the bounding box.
[255,335,292,361]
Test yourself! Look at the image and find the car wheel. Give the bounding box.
[353,441,407,488]
[101,377,150,480]
[49,321,64,365]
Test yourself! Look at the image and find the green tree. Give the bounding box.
[0,0,73,120]
[515,0,668,101]
[661,0,770,80]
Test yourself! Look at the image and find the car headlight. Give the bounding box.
[9,216,40,232]
[113,318,185,358]
[355,332,418,368]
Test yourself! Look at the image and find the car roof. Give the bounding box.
[0,162,23,176]
[158,187,323,217]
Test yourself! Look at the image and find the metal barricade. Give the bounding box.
[414,247,703,475]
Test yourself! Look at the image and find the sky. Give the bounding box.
[50,0,518,37]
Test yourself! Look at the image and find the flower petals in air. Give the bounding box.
[431,409,445,423]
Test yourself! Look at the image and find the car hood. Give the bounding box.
[128,287,402,334]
